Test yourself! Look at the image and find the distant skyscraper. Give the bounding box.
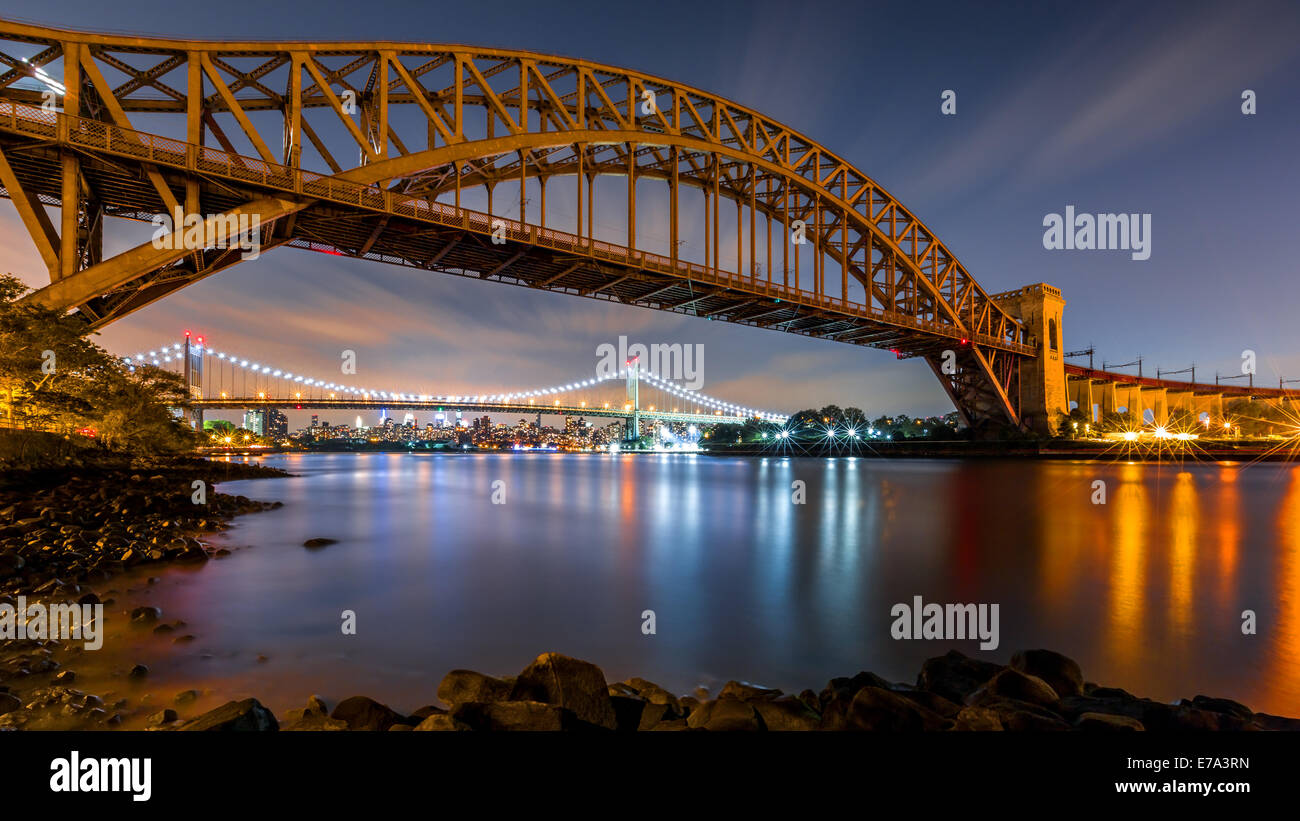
[243,409,265,435]
[267,408,289,437]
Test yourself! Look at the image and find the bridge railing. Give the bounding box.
[0,102,1034,356]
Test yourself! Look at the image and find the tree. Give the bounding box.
[0,274,198,455]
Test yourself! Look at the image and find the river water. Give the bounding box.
[87,452,1300,719]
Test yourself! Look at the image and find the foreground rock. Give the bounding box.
[5,646,1300,732]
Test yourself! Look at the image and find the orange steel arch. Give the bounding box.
[0,19,1035,427]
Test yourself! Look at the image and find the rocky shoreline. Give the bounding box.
[4,646,1298,732]
[2,460,1298,732]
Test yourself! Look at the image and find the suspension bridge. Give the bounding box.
[125,334,786,436]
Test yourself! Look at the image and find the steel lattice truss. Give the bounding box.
[0,19,1036,427]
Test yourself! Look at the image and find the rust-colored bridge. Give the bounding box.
[0,20,1066,430]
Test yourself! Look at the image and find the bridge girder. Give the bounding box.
[0,20,1034,428]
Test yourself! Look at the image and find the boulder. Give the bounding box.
[952,706,1004,731]
[0,692,21,716]
[718,681,783,701]
[1075,712,1145,731]
[510,652,617,730]
[686,698,763,731]
[753,697,820,731]
[330,696,404,731]
[970,669,1060,709]
[621,677,682,712]
[129,606,161,625]
[179,699,278,731]
[437,669,514,706]
[302,538,338,549]
[451,700,578,731]
[917,651,1003,704]
[414,713,472,731]
[845,687,950,731]
[1010,649,1084,698]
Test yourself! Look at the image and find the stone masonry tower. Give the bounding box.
[992,283,1069,435]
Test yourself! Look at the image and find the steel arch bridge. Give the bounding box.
[0,20,1046,430]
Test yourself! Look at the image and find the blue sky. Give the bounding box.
[3,0,1299,422]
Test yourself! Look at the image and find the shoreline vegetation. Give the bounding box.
[1,456,1297,732]
[200,439,1300,462]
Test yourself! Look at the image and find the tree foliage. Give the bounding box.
[0,274,199,455]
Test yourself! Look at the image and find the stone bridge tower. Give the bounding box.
[991,283,1069,435]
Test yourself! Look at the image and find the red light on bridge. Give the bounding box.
[184,330,191,337]
[961,338,968,345]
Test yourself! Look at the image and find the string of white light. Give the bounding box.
[121,340,787,421]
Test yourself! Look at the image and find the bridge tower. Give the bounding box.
[625,355,641,440]
[992,283,1069,435]
[182,332,204,430]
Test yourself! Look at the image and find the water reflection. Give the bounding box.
[82,453,1298,717]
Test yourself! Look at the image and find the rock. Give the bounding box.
[129,606,162,625]
[388,724,414,731]
[510,652,617,730]
[174,690,200,705]
[280,713,348,731]
[1185,695,1253,721]
[649,718,690,731]
[128,664,149,679]
[974,697,1072,731]
[1252,712,1300,731]
[610,695,647,732]
[621,677,682,712]
[1010,649,1085,698]
[283,695,329,722]
[409,705,445,722]
[636,700,679,731]
[148,708,178,726]
[437,669,514,706]
[845,687,950,731]
[918,651,1003,704]
[952,706,1004,731]
[686,698,763,731]
[971,669,1060,709]
[753,697,820,731]
[451,700,579,731]
[179,699,278,731]
[0,692,21,716]
[414,713,473,731]
[1076,712,1145,731]
[896,689,962,718]
[329,696,404,731]
[302,538,338,548]
[718,680,783,701]
[53,670,76,684]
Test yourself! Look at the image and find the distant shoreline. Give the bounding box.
[199,440,1295,462]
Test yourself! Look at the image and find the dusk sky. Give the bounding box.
[3,0,1299,425]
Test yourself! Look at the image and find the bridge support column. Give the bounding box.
[1096,381,1118,418]
[991,283,1068,435]
[1195,393,1224,425]
[1115,384,1142,424]
[1068,377,1095,422]
[1167,390,1195,425]
[1147,388,1168,427]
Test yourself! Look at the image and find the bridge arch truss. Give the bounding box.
[0,20,1035,427]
